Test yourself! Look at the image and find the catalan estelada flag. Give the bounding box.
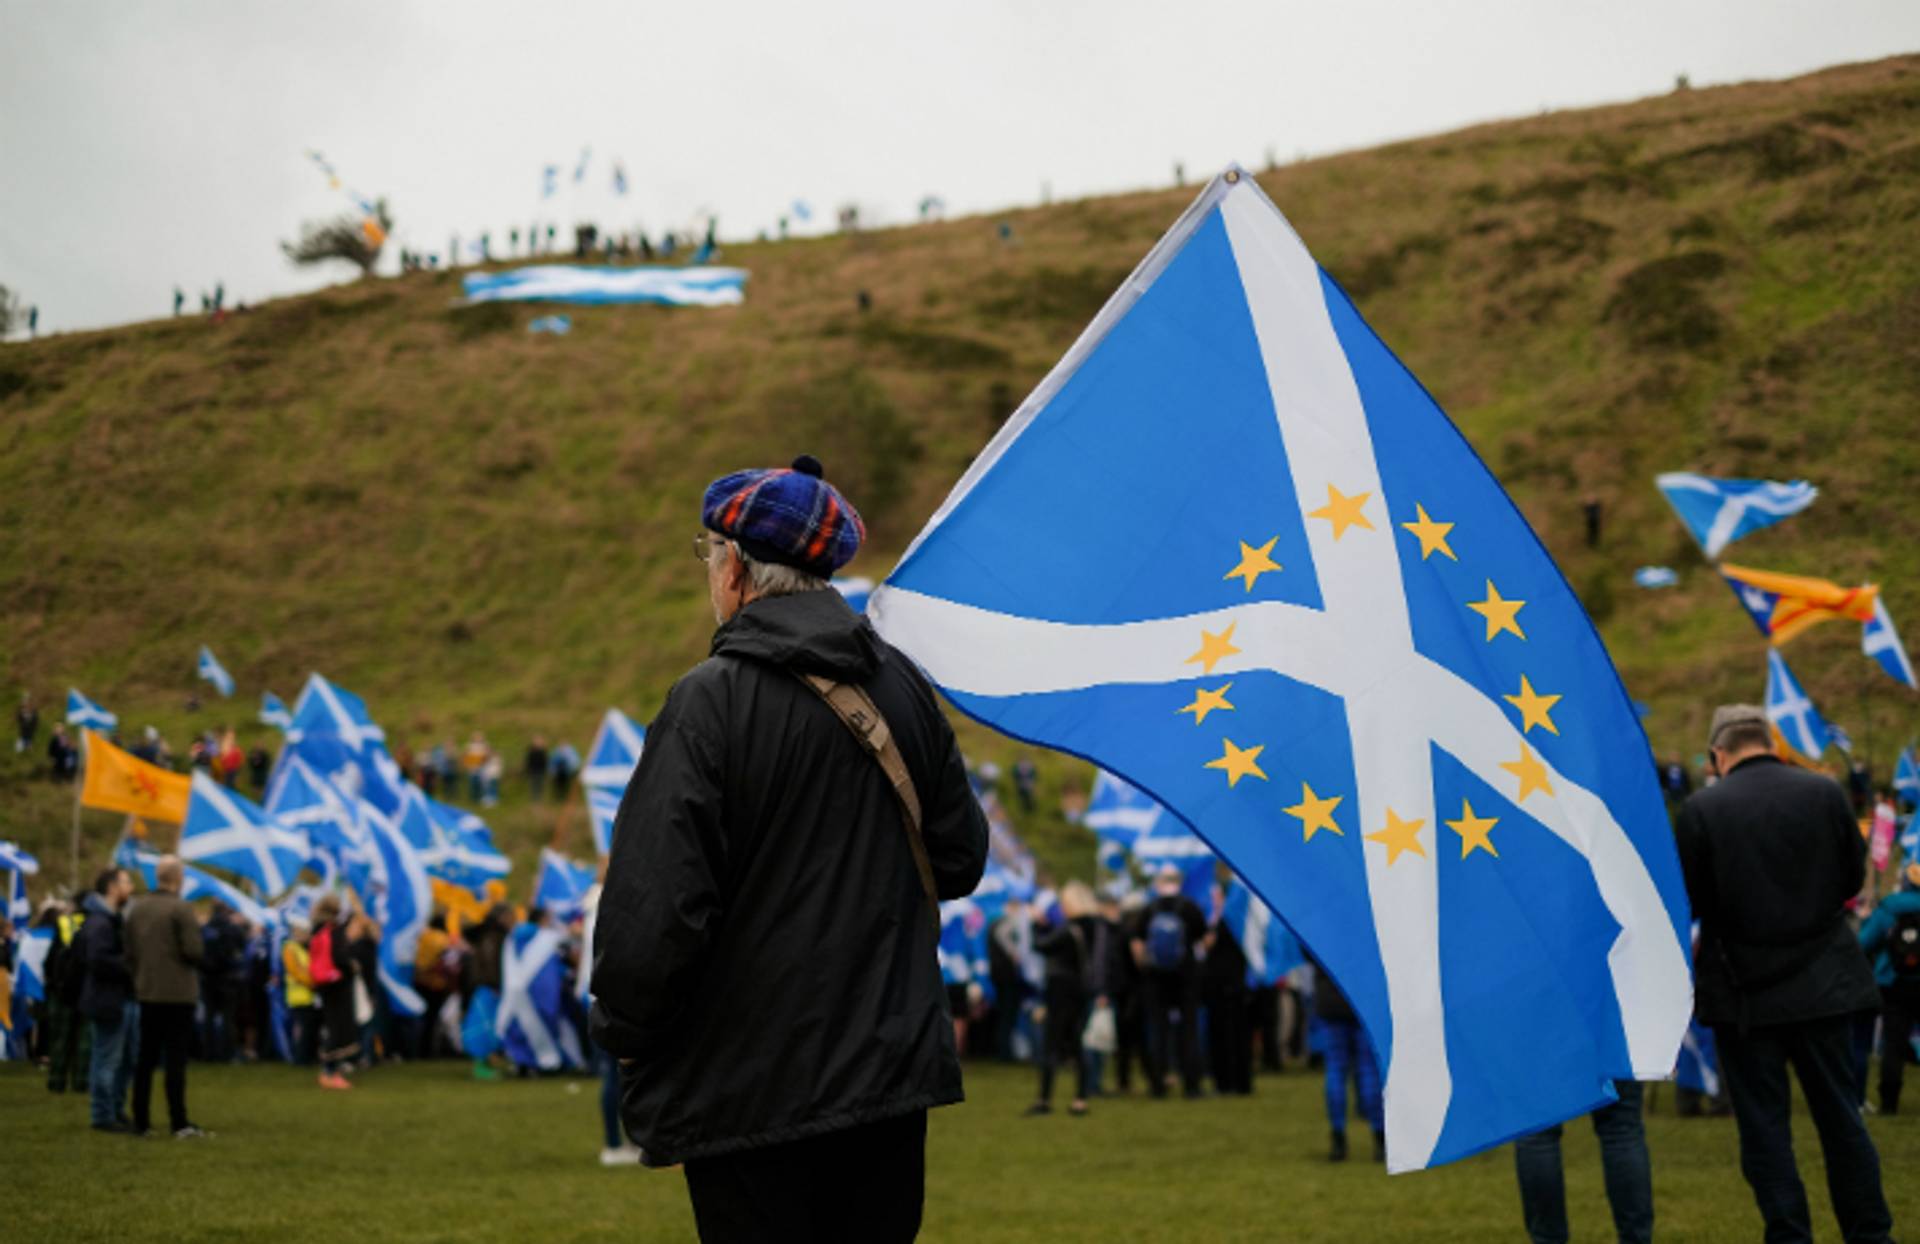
[1719,563,1879,645]
[80,730,191,824]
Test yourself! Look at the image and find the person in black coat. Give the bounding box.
[79,868,137,1130]
[1027,882,1099,1116]
[590,458,988,1244]
[1203,885,1253,1096]
[1130,865,1208,1098]
[1676,704,1892,1243]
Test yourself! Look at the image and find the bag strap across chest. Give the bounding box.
[793,671,937,912]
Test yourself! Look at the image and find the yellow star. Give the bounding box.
[1205,738,1268,788]
[1223,537,1283,592]
[1501,743,1555,803]
[1503,675,1563,736]
[1365,807,1427,865]
[1185,622,1242,675]
[1178,683,1235,726]
[1466,580,1527,642]
[1400,503,1457,561]
[1283,783,1345,842]
[1309,484,1375,541]
[1445,799,1500,860]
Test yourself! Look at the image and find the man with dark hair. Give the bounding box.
[1677,704,1891,1242]
[126,855,210,1139]
[79,867,137,1131]
[1131,864,1207,1100]
[591,455,988,1243]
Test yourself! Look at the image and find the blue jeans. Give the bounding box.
[1320,1017,1382,1134]
[595,1047,624,1149]
[1513,1080,1651,1244]
[88,1002,138,1126]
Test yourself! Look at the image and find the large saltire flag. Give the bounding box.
[114,838,271,926]
[424,796,512,891]
[361,798,429,1017]
[1766,648,1831,762]
[66,688,118,733]
[1896,747,1920,810]
[869,167,1692,1171]
[1719,564,1878,646]
[81,730,191,823]
[179,770,312,896]
[1863,598,1917,689]
[6,867,28,924]
[12,926,53,1002]
[533,848,596,921]
[197,646,235,698]
[1655,473,1817,559]
[583,708,646,792]
[285,673,405,814]
[497,923,584,1071]
[586,785,622,858]
[265,754,371,897]
[1131,807,1216,905]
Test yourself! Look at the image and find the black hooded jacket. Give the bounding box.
[589,589,989,1166]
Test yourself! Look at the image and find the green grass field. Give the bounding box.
[4,1057,1914,1241]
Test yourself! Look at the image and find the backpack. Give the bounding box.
[1145,908,1190,973]
[310,924,343,986]
[1890,910,1920,981]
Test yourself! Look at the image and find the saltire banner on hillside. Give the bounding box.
[197,646,235,698]
[179,771,311,896]
[869,167,1692,1171]
[81,730,191,823]
[533,848,596,921]
[1765,648,1831,761]
[1718,564,1878,646]
[265,754,371,896]
[1863,598,1917,689]
[259,691,293,730]
[1655,473,1817,559]
[497,923,583,1072]
[66,688,118,733]
[462,265,747,308]
[584,709,646,792]
[1896,748,1920,809]
[0,842,39,876]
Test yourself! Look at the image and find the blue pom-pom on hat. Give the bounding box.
[702,455,866,577]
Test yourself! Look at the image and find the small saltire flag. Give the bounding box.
[1655,473,1818,559]
[1223,876,1304,988]
[587,785,622,858]
[832,576,875,615]
[1719,564,1878,646]
[1896,748,1920,809]
[497,923,583,1071]
[1863,597,1916,689]
[424,796,512,891]
[197,646,235,698]
[1084,769,1167,845]
[6,868,29,923]
[12,926,53,1003]
[362,798,430,1017]
[791,199,813,223]
[260,691,292,730]
[0,841,39,876]
[533,848,596,921]
[584,708,646,792]
[937,898,991,991]
[1830,723,1856,758]
[1765,648,1830,761]
[868,167,1692,1171]
[462,265,748,308]
[80,730,191,823]
[1131,814,1215,905]
[66,688,118,733]
[1632,566,1678,590]
[179,770,312,896]
[541,164,558,198]
[611,161,628,195]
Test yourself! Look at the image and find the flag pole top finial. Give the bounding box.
[1224,168,1241,184]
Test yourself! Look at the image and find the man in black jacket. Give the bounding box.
[1676,705,1892,1243]
[79,867,137,1131]
[1130,864,1208,1099]
[591,456,989,1244]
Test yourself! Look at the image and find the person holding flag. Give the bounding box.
[1857,862,1920,1115]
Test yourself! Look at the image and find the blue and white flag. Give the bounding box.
[116,838,273,926]
[1655,473,1818,559]
[937,898,991,990]
[584,708,646,792]
[424,796,512,892]
[66,687,117,733]
[285,673,403,814]
[463,265,747,308]
[265,754,371,895]
[1863,597,1916,689]
[1722,572,1780,637]
[527,314,571,335]
[587,785,622,858]
[533,848,596,921]
[362,798,429,1017]
[12,925,52,1002]
[1084,769,1166,846]
[1223,877,1304,988]
[6,867,28,924]
[611,162,627,195]
[1674,1019,1720,1097]
[1632,566,1678,590]
[1896,748,1920,810]
[0,841,39,876]
[869,168,1692,1170]
[197,646,235,698]
[791,199,813,223]
[832,576,875,615]
[1131,814,1215,905]
[1765,648,1830,761]
[541,164,558,198]
[180,770,311,896]
[572,146,591,184]
[259,691,292,730]
[497,923,583,1071]
[287,672,387,752]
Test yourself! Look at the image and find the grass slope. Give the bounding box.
[6,1058,1918,1242]
[3,56,1919,887]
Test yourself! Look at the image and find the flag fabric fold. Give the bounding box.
[1863,598,1917,689]
[869,167,1691,1170]
[179,771,311,897]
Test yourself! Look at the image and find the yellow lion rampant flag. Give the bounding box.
[80,730,191,824]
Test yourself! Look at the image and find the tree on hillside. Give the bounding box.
[280,198,393,278]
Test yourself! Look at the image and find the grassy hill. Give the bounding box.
[4,55,1919,892]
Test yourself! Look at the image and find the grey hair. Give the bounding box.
[732,543,830,598]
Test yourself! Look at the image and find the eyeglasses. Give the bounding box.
[693,532,732,565]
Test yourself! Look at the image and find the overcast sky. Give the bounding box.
[2,1,1915,335]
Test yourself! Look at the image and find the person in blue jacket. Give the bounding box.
[1859,861,1920,1114]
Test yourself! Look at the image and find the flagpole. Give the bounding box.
[71,730,87,890]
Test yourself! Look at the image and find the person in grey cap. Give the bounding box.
[1675,704,1891,1243]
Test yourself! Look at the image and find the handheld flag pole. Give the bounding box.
[70,730,86,889]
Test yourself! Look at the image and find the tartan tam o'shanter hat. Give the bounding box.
[702,454,866,578]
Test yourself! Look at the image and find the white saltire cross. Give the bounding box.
[874,174,1689,1171]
